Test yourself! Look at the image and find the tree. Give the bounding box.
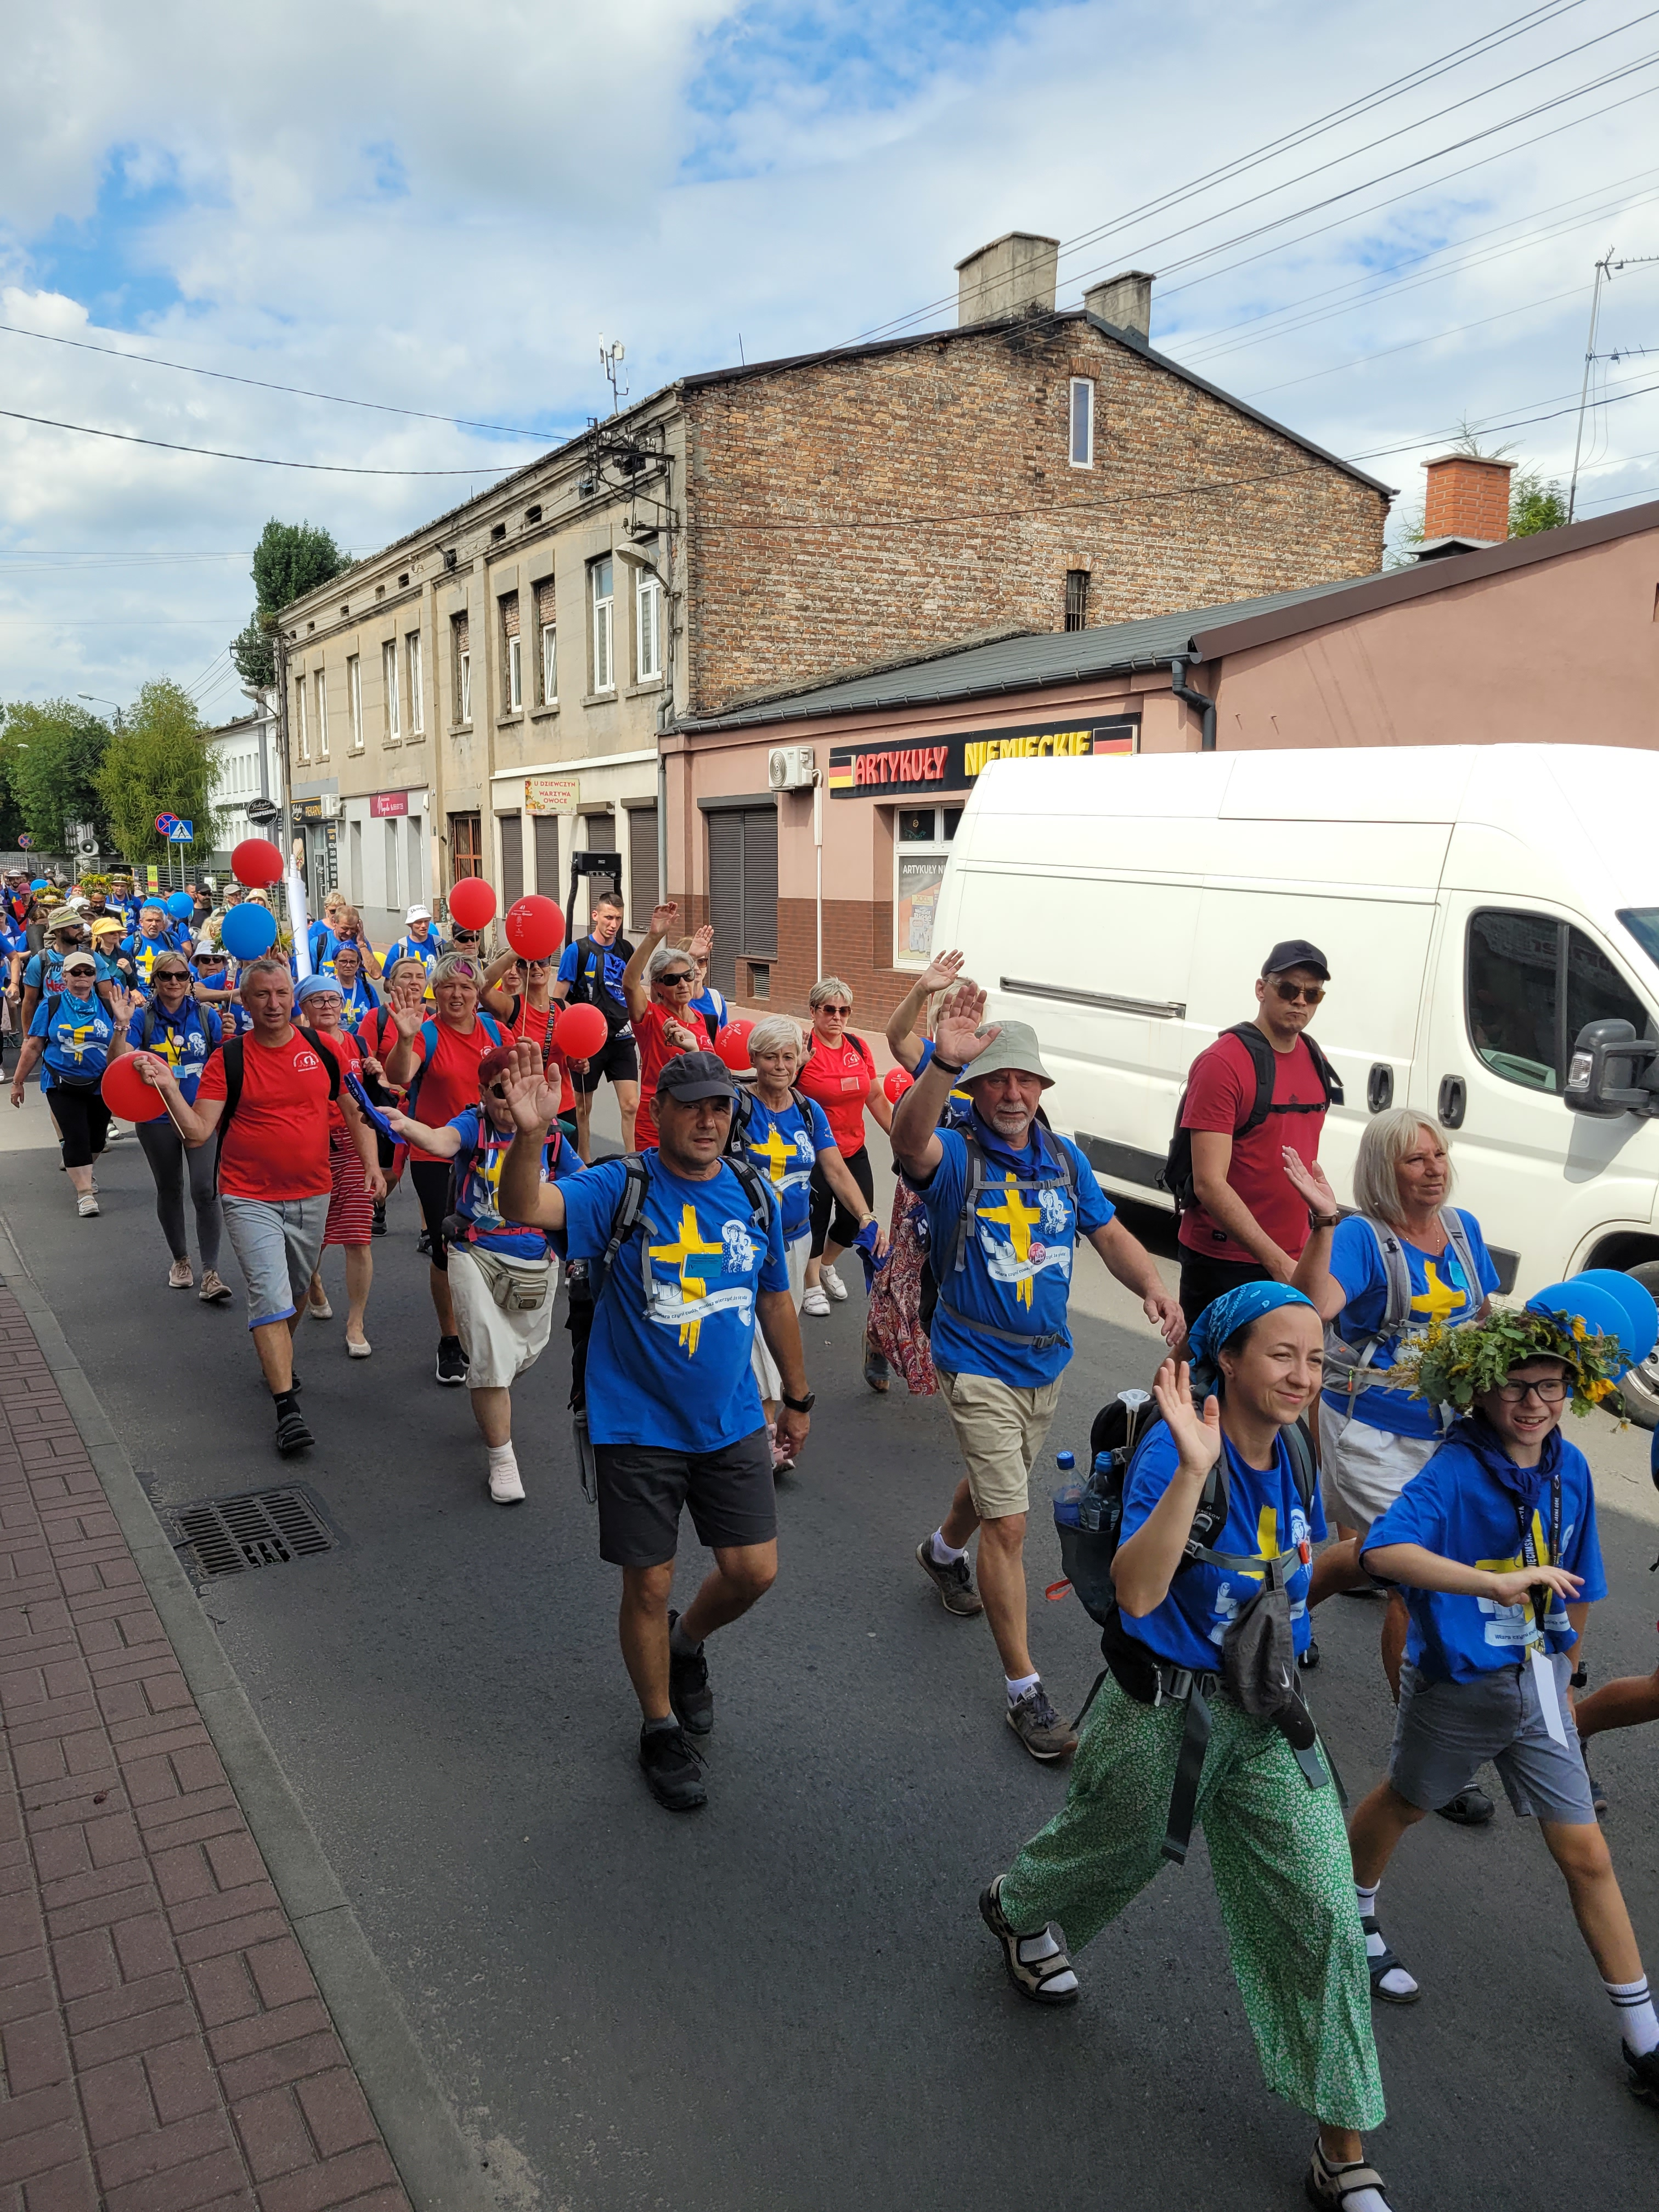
[1509,469,1569,537]
[230,520,348,691]
[97,680,222,862]
[0,699,112,855]
[0,712,29,850]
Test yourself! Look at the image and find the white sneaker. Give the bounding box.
[488,1456,526,1505]
[802,1285,831,1317]
[76,1193,99,1218]
[820,1263,849,1303]
[168,1259,194,1290]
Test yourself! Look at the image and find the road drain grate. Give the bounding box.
[173,1488,332,1579]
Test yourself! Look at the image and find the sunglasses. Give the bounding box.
[487,1085,509,1101]
[658,970,695,986]
[515,957,550,970]
[819,1003,852,1017]
[153,970,190,983]
[1269,980,1325,1006]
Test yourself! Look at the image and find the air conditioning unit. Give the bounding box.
[319,793,342,820]
[768,745,817,792]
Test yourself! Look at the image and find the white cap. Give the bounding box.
[405,904,432,924]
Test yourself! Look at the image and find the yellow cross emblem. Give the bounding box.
[648,1203,726,1353]
[66,1022,99,1062]
[1411,1259,1466,1324]
[978,1172,1045,1307]
[749,1124,797,1187]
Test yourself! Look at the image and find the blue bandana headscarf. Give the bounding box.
[1187,1281,1316,1373]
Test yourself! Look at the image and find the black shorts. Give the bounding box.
[410,1158,454,1273]
[1176,1248,1274,1338]
[570,1031,640,1096]
[594,1428,778,1567]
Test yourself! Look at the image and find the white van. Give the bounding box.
[932,743,1659,1419]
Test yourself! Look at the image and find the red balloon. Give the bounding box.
[505,894,565,960]
[448,876,496,931]
[552,1002,608,1060]
[884,1065,915,1103]
[715,1019,755,1071]
[232,838,285,888]
[101,1054,168,1124]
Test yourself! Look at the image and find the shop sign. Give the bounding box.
[293,799,325,822]
[828,715,1136,799]
[370,790,409,818]
[526,774,580,815]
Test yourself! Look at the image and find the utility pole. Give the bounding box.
[1567,248,1615,526]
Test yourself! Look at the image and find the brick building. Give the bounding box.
[275,229,1388,950]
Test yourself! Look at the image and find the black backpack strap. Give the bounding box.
[1224,1022,1278,1139]
[219,1036,245,1123]
[726,1153,775,1234]
[595,1153,652,1300]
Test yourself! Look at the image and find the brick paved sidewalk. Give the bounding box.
[0,1283,413,2212]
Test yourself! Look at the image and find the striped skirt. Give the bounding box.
[323,1126,375,1247]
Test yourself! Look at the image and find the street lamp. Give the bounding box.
[77,694,125,727]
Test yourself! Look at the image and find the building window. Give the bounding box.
[452,612,471,723]
[590,556,614,693]
[348,654,363,751]
[294,677,308,761]
[314,670,328,758]
[894,806,963,970]
[382,640,400,741]
[704,804,777,997]
[449,811,483,881]
[627,803,658,927]
[636,567,663,682]
[1064,569,1090,632]
[1069,376,1094,467]
[540,623,557,706]
[406,633,423,735]
[501,591,521,713]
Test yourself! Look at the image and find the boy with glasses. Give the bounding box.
[1173,939,1341,1333]
[1345,1300,1659,2108]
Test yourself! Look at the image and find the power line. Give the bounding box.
[1238,284,1589,398]
[0,408,530,476]
[0,321,570,442]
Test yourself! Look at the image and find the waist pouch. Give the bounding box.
[458,1240,551,1312]
[1220,1576,1318,1752]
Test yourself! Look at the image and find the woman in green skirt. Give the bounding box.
[979,1281,1390,2210]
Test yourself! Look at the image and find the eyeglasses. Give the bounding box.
[1270,980,1326,1006]
[818,1003,851,1017]
[1495,1376,1568,1405]
[487,1085,508,1101]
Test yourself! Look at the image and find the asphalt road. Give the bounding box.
[4,1100,1659,2211]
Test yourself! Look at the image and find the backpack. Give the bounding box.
[405,1013,506,1119]
[929,1126,1078,1352]
[725,1084,813,1163]
[567,935,634,1033]
[1160,1023,1343,1215]
[1324,1210,1484,1406]
[213,1031,341,1178]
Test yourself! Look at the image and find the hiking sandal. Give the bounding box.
[1305,2142,1393,2208]
[1361,1916,1419,2006]
[979,1877,1079,2006]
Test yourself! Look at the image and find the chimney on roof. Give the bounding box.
[1418,452,1514,557]
[1084,271,1154,340]
[955,232,1059,325]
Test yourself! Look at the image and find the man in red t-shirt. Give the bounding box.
[136,955,383,1454]
[620,905,713,1143]
[1177,938,1336,1334]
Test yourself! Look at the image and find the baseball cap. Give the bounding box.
[477,1044,518,1090]
[405,904,432,924]
[1261,939,1330,981]
[654,1051,737,1105]
[60,951,97,975]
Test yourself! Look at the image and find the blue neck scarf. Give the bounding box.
[1459,1412,1561,1511]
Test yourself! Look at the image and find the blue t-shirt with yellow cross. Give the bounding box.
[29,992,115,1086]
[915,1115,1114,1388]
[445,1110,586,1262]
[124,1000,223,1105]
[1322,1209,1502,1439]
[736,1091,833,1244]
[561,1152,789,1451]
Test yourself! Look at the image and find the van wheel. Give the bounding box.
[1617,1262,1659,1430]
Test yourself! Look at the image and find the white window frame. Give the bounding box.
[295,676,308,761]
[382,640,400,742]
[314,669,328,758]
[540,622,557,707]
[892,805,962,971]
[1069,376,1095,469]
[459,648,471,724]
[635,567,662,682]
[348,653,363,752]
[406,633,423,734]
[507,632,523,712]
[591,556,614,693]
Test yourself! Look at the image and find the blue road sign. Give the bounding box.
[166,821,194,843]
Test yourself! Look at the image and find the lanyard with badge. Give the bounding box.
[1516,1472,1568,1745]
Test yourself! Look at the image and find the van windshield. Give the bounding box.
[1618,910,1659,972]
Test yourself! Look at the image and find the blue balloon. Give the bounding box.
[1570,1269,1659,1369]
[1526,1277,1645,1370]
[166,891,194,920]
[221,905,277,961]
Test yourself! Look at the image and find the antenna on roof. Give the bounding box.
[599,336,629,416]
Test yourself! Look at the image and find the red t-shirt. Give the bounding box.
[797,1032,876,1154]
[634,1001,712,1137]
[507,996,574,1114]
[404,1017,507,1163]
[197,1028,340,1201]
[1177,1030,1328,1263]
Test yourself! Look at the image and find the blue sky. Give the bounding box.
[1,0,1656,717]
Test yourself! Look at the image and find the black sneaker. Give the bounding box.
[1298,1638,1321,1671]
[416,1228,432,1257]
[667,1611,713,1736]
[1435,1785,1493,1826]
[639,1722,706,1812]
[274,1404,313,1455]
[915,1535,983,1617]
[435,1336,468,1386]
[1625,2039,1659,2107]
[371,1198,387,1237]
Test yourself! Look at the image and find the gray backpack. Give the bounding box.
[1324,1210,1483,1407]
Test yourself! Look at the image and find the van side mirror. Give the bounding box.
[1564,1018,1659,1116]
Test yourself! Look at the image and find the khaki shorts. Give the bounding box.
[938,1369,1062,1520]
[1320,1398,1441,1536]
[448,1245,555,1389]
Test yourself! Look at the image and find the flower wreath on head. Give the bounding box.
[1392,1305,1626,1421]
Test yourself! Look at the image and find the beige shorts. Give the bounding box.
[1319,1397,1441,1537]
[448,1245,555,1390]
[752,1232,811,1403]
[938,1369,1063,1520]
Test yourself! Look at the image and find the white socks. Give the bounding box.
[930,1528,968,1567]
[1354,1882,1418,2000]
[1605,1974,1659,2055]
[487,1442,517,1475]
[1314,2146,1387,2212]
[1006,1671,1041,1704]
[1014,1927,1078,1999]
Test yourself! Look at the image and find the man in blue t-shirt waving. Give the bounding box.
[892,982,1184,1762]
[500,1041,811,1813]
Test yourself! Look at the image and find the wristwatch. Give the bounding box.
[781,1390,816,1414]
[1308,1210,1339,1231]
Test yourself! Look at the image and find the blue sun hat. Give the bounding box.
[1525,1274,1654,1374]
